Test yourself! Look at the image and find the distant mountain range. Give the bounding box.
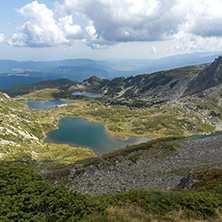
[0,51,222,88]
[3,55,222,110]
[0,59,111,88]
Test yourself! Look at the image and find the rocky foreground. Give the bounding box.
[62,135,222,195]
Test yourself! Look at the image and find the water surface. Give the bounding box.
[27,100,75,110]
[188,131,222,139]
[45,118,151,154]
[73,91,102,98]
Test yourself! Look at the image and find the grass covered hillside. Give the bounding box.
[0,92,95,164]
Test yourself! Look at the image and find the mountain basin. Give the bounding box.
[73,91,102,98]
[27,100,75,110]
[44,117,151,154]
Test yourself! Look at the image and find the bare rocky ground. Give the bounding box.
[67,135,222,195]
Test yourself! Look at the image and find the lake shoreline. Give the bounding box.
[44,117,151,154]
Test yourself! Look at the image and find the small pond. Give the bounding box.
[73,91,102,98]
[27,100,75,110]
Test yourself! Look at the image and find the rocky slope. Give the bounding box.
[102,66,203,107]
[42,135,222,195]
[81,65,204,107]
[185,56,222,95]
[80,56,222,107]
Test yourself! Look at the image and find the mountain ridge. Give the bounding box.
[1,51,222,88]
[3,55,222,109]
[185,56,222,95]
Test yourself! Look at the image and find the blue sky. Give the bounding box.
[1,0,222,61]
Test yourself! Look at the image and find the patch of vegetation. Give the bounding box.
[193,168,222,194]
[0,164,91,222]
[1,143,96,164]
[22,88,61,101]
[36,143,96,164]
[75,157,101,168]
[128,154,140,163]
[167,167,194,176]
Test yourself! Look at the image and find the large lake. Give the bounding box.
[27,100,75,110]
[73,91,102,98]
[45,118,151,154]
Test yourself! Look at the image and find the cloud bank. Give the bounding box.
[7,0,222,50]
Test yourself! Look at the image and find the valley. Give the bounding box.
[1,57,222,221]
[2,57,222,163]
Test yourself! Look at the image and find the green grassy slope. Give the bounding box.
[1,163,222,222]
[0,92,95,164]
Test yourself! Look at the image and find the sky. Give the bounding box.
[1,0,222,61]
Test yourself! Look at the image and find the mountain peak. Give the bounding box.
[83,75,101,83]
[185,55,222,95]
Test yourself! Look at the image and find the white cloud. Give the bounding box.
[7,0,222,51]
[58,16,83,39]
[0,34,5,43]
[8,33,27,46]
[9,1,68,47]
[57,0,222,44]
[186,0,222,37]
[172,32,222,53]
[57,0,184,42]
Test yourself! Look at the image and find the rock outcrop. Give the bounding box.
[185,56,222,95]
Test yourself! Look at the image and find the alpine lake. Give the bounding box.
[73,91,102,98]
[27,98,151,154]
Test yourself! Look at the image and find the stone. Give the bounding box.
[210,110,221,117]
[176,172,194,190]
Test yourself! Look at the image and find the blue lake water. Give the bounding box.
[188,131,222,139]
[27,100,75,110]
[73,91,102,98]
[45,118,151,154]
